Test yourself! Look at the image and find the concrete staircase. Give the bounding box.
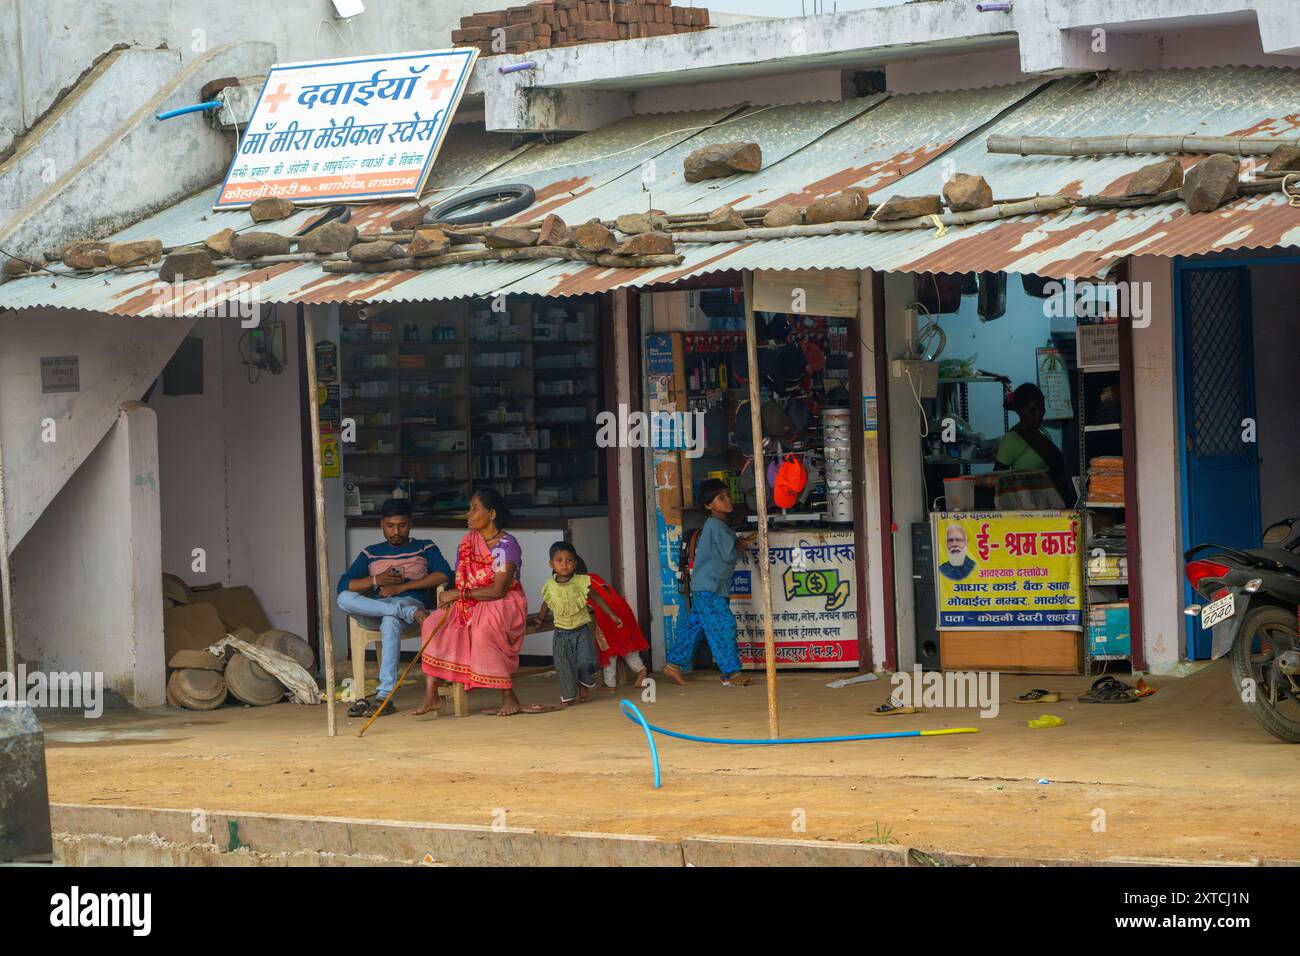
[0,40,275,263]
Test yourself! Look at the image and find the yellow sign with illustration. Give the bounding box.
[933,511,1082,631]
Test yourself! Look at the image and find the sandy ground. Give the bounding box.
[38,662,1300,863]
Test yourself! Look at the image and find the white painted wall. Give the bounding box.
[858,270,888,671]
[884,270,921,670]
[1250,262,1300,528]
[0,46,181,226]
[1130,255,1184,675]
[0,309,195,550]
[11,403,165,707]
[153,317,230,587]
[1,0,510,142]
[151,308,309,638]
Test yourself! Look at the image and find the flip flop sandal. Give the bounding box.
[720,674,752,687]
[1028,714,1065,729]
[347,698,372,718]
[871,701,917,715]
[1014,688,1060,703]
[1079,683,1138,703]
[1091,675,1128,692]
[1134,678,1156,698]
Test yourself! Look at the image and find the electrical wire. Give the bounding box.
[906,364,930,438]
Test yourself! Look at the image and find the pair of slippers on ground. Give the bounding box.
[348,696,396,718]
[871,677,1155,714]
[1014,677,1156,705]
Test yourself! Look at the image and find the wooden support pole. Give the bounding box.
[987,133,1300,157]
[743,271,779,740]
[302,309,338,736]
[0,426,15,702]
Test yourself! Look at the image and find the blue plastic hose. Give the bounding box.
[155,101,222,121]
[619,699,977,789]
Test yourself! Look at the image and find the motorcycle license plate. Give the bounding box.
[1201,593,1236,628]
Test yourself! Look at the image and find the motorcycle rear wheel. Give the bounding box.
[1229,605,1300,743]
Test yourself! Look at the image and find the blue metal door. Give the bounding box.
[1179,265,1261,658]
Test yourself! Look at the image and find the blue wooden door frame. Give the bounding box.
[1174,254,1300,660]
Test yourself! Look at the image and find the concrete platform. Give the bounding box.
[36,662,1300,865]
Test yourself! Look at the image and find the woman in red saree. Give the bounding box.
[415,489,532,717]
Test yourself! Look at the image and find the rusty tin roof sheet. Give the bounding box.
[3,67,1298,314]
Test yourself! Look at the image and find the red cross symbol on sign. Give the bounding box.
[424,69,457,102]
[263,82,292,113]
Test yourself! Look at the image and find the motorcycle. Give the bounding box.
[1184,516,1300,742]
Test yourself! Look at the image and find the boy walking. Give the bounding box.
[664,479,756,687]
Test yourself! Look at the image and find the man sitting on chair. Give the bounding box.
[337,498,451,717]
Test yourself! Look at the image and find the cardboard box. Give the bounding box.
[187,585,272,634]
[163,603,229,658]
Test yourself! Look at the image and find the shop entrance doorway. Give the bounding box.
[1177,263,1261,659]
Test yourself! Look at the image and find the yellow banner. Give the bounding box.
[933,511,1082,631]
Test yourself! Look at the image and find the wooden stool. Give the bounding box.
[436,681,470,717]
[346,589,469,717]
[347,616,418,702]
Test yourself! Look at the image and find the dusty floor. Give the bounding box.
[39,662,1300,862]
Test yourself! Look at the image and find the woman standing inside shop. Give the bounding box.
[415,487,534,717]
[995,383,1074,507]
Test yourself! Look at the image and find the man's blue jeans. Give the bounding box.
[336,591,425,699]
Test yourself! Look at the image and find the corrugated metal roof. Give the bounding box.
[3,67,1298,314]
[508,67,1300,295]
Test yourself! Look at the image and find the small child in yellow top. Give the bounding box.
[531,541,623,707]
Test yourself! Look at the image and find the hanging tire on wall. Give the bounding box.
[423,184,536,226]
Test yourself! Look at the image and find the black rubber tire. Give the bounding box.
[1229,604,1300,743]
[424,184,536,226]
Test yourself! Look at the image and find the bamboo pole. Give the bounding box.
[0,425,15,703]
[671,196,1072,243]
[302,309,337,737]
[987,133,1300,158]
[323,246,684,273]
[1077,176,1290,209]
[40,252,347,277]
[743,271,780,740]
[372,207,774,241]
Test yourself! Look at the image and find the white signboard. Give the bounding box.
[215,48,478,209]
[730,530,859,669]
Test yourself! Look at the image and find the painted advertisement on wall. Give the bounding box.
[932,511,1083,630]
[732,531,858,669]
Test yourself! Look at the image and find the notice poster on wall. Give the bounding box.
[731,530,858,668]
[932,511,1083,630]
[215,48,477,209]
[1036,347,1073,420]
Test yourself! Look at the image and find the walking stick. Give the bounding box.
[358,605,455,738]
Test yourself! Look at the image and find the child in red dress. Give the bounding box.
[574,554,649,690]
